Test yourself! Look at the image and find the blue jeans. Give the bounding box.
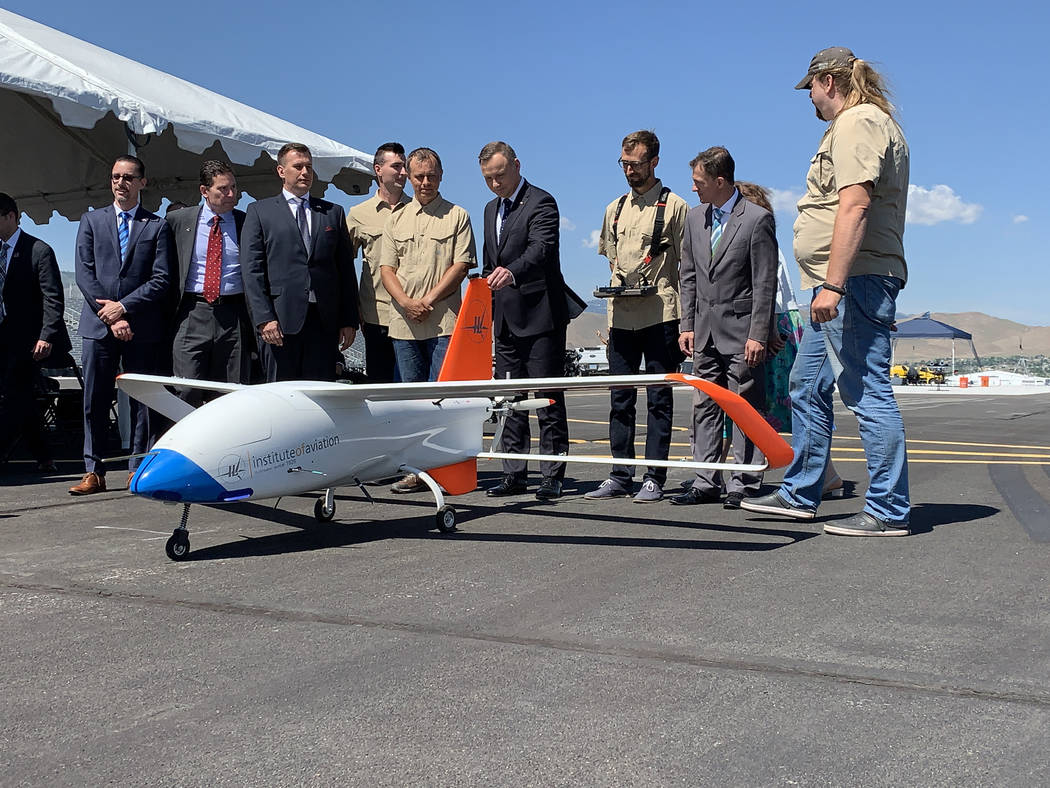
[779,276,910,523]
[392,335,450,383]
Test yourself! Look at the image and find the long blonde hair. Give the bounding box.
[822,58,896,119]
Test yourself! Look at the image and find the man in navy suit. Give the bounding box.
[0,192,71,472]
[70,155,173,495]
[478,141,570,501]
[166,160,251,403]
[241,143,358,381]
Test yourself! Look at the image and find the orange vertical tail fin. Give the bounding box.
[667,373,795,469]
[437,276,492,382]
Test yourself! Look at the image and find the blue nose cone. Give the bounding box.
[132,448,233,503]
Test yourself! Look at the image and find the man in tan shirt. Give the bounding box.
[347,142,409,383]
[741,47,911,537]
[379,147,477,493]
[585,130,689,504]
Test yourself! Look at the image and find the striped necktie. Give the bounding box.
[0,241,9,325]
[118,211,132,260]
[710,207,725,252]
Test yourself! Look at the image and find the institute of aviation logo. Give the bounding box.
[217,454,248,481]
[460,296,490,344]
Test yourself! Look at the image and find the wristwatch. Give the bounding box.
[821,281,847,296]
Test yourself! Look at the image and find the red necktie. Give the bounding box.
[202,215,222,303]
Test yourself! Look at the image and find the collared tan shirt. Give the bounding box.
[347,192,410,325]
[379,195,477,340]
[793,103,910,289]
[598,179,688,329]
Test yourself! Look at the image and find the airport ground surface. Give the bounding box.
[2,387,1049,785]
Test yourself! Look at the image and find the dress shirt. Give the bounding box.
[283,189,312,236]
[495,178,525,244]
[114,202,139,225]
[715,188,739,219]
[185,204,242,295]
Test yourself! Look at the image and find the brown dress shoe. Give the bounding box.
[128,471,135,488]
[69,472,106,496]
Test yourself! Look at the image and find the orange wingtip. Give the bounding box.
[666,373,794,469]
[437,278,492,382]
[427,458,477,495]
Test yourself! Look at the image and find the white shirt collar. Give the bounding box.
[503,178,525,208]
[113,202,140,216]
[282,189,308,205]
[715,188,739,216]
[3,227,21,252]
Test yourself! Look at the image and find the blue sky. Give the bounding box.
[7,0,1049,324]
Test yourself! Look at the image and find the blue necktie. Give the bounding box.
[711,207,725,252]
[118,211,132,260]
[0,241,9,325]
[498,197,512,242]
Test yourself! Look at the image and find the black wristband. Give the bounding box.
[821,281,847,296]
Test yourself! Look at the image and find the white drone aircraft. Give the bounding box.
[118,278,792,561]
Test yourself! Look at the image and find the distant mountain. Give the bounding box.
[566,302,1050,359]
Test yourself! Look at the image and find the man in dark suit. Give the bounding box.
[0,193,72,471]
[166,160,251,403]
[70,155,173,495]
[478,141,570,501]
[672,146,777,509]
[241,143,358,381]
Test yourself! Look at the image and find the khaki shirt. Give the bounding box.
[793,103,910,289]
[379,195,477,340]
[598,179,688,329]
[347,192,410,326]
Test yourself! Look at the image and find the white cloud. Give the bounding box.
[906,184,982,226]
[560,217,576,231]
[583,229,600,249]
[769,188,803,215]
[1013,214,1029,224]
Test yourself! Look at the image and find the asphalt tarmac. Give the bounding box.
[2,388,1049,785]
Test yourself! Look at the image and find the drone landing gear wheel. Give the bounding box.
[436,505,457,533]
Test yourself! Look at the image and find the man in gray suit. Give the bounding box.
[671,146,777,509]
[166,161,250,404]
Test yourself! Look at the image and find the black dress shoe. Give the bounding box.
[669,487,722,506]
[723,491,745,510]
[486,475,527,497]
[535,477,562,500]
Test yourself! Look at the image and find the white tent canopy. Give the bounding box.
[0,9,373,222]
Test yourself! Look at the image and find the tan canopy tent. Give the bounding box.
[0,8,373,221]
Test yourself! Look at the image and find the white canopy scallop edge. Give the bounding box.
[0,9,373,221]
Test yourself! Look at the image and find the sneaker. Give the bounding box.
[584,479,629,500]
[824,512,909,537]
[739,491,816,520]
[391,473,428,494]
[633,479,663,504]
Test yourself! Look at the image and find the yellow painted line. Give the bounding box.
[831,435,1050,451]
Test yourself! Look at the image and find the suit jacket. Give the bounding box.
[482,180,568,338]
[679,196,777,354]
[75,204,174,342]
[241,194,358,335]
[0,231,71,356]
[166,205,247,308]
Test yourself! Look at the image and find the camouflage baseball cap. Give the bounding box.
[794,46,856,90]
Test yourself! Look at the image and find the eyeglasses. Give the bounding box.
[110,173,141,183]
[618,158,651,171]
